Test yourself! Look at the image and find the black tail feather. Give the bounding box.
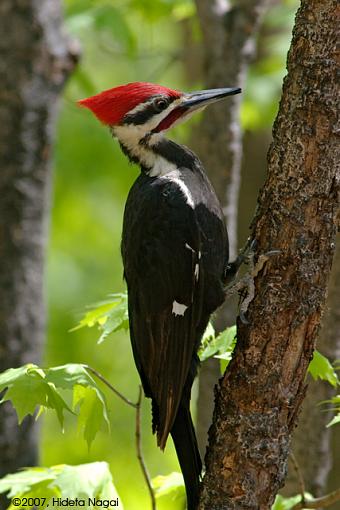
[171,404,202,510]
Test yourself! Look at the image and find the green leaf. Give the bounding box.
[0,364,110,448]
[272,494,303,510]
[98,295,129,344]
[71,301,120,330]
[0,365,72,426]
[201,321,215,343]
[197,322,216,361]
[51,462,117,501]
[324,394,340,407]
[272,492,314,510]
[72,293,129,343]
[73,385,109,449]
[327,414,340,427]
[322,394,340,427]
[215,327,237,373]
[44,363,92,389]
[0,462,123,510]
[46,364,110,447]
[152,472,186,510]
[199,325,237,370]
[308,350,339,387]
[0,467,59,499]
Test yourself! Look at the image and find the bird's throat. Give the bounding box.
[113,127,178,177]
[113,125,198,178]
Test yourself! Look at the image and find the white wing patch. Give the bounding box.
[172,301,188,316]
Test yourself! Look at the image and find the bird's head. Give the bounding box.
[79,81,241,133]
[78,82,241,170]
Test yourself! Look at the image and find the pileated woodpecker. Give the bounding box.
[79,82,241,510]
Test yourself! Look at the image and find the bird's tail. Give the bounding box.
[171,403,202,510]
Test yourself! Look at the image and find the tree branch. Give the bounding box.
[84,365,137,408]
[135,387,157,510]
[289,453,306,505]
[84,366,156,509]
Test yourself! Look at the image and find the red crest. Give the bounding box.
[78,82,182,125]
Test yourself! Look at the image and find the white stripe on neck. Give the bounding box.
[113,126,194,207]
[160,170,194,208]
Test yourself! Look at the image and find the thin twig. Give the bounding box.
[135,386,157,510]
[84,366,155,507]
[290,452,306,505]
[290,487,340,509]
[84,364,137,408]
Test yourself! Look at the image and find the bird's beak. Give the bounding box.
[182,87,241,111]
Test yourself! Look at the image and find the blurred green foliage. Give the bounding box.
[3,348,336,509]
[0,462,121,510]
[43,0,298,507]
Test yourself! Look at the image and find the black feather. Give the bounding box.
[121,142,228,509]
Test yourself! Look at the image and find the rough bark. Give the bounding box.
[193,0,269,455]
[0,0,78,501]
[199,0,339,508]
[284,236,340,499]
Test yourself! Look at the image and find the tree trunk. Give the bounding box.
[199,0,339,508]
[193,0,268,456]
[283,237,340,499]
[0,0,78,503]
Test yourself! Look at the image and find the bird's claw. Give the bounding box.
[224,240,280,324]
[224,237,256,285]
[264,249,281,257]
[239,310,250,325]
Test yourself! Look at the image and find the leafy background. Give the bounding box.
[40,0,300,508]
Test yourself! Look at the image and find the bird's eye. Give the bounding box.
[154,98,169,112]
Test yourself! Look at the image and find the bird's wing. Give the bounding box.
[122,174,204,448]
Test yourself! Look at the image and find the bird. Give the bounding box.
[79,82,241,510]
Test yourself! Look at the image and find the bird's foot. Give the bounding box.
[224,237,257,286]
[224,240,280,323]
